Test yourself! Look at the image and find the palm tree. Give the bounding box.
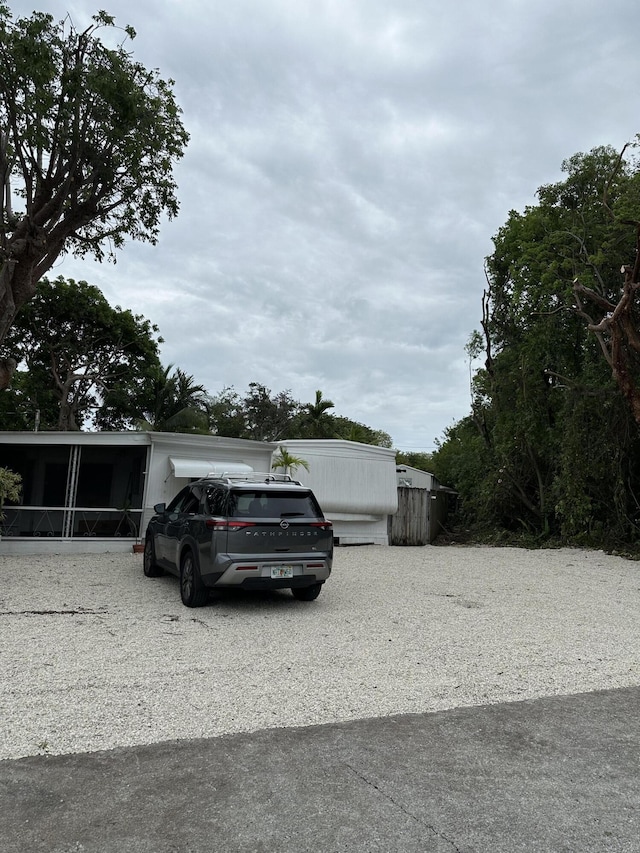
[138,365,209,432]
[302,389,335,438]
[271,447,310,477]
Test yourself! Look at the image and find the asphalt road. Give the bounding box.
[2,685,640,853]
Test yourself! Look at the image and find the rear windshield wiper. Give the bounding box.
[280,512,305,517]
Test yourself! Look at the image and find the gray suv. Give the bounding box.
[143,473,333,607]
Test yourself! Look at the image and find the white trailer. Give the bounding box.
[0,431,274,555]
[274,439,398,545]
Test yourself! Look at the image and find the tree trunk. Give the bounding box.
[0,227,48,390]
[0,357,17,390]
[574,240,640,428]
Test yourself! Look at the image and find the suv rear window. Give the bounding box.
[229,489,321,519]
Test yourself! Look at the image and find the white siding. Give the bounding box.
[143,433,275,530]
[275,440,397,545]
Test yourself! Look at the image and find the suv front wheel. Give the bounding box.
[180,550,207,607]
[143,538,163,578]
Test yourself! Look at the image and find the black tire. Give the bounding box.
[291,583,322,602]
[180,550,207,607]
[143,538,163,577]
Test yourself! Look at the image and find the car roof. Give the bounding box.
[192,475,311,492]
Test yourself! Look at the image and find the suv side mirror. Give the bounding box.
[153,502,166,514]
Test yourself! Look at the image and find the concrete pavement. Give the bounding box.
[2,685,640,852]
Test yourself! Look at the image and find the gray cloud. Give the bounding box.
[10,0,640,448]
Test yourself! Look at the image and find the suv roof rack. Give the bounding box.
[204,471,304,486]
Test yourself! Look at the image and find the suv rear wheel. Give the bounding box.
[180,550,207,607]
[291,583,322,602]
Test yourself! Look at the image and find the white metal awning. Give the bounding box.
[168,458,254,479]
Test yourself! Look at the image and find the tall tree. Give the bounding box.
[242,383,301,441]
[206,386,247,438]
[570,141,640,423]
[3,276,163,430]
[434,144,640,545]
[0,6,188,387]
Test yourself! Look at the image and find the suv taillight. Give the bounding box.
[310,521,332,530]
[205,519,256,530]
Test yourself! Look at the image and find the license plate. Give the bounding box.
[271,565,293,579]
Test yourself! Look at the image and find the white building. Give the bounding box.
[395,463,439,491]
[0,431,275,555]
[0,432,398,553]
[275,439,397,545]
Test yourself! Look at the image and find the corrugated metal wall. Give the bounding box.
[281,441,398,516]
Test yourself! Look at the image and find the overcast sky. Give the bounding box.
[9,0,640,449]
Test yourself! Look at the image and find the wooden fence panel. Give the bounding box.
[388,487,429,545]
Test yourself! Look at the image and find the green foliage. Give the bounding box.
[208,383,301,442]
[395,451,434,471]
[284,389,393,446]
[2,276,163,429]
[242,383,301,441]
[0,369,33,429]
[432,417,494,526]
[295,390,336,438]
[271,448,310,476]
[206,386,247,438]
[331,416,393,447]
[0,465,21,520]
[0,4,188,377]
[434,143,640,548]
[207,385,393,446]
[133,364,209,433]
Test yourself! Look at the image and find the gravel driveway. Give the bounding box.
[1,544,639,761]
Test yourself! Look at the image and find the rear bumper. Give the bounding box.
[201,556,332,588]
[237,575,325,590]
